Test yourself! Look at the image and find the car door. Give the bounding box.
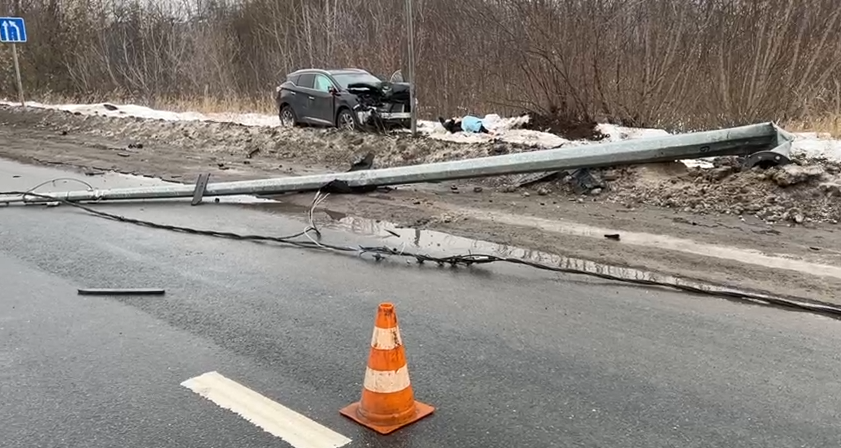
[310,74,337,125]
[293,73,317,124]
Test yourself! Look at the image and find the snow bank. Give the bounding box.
[1,101,282,127]
[3,100,840,164]
[596,123,670,142]
[416,113,568,147]
[790,132,841,161]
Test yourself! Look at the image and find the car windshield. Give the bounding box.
[332,73,382,89]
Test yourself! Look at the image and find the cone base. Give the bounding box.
[339,400,435,435]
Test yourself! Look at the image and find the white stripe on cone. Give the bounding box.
[363,366,411,394]
[371,326,403,350]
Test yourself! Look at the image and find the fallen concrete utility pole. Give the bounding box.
[1,122,794,204]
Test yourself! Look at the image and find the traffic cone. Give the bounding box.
[340,302,435,434]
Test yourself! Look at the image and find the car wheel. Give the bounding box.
[337,109,356,131]
[279,105,296,127]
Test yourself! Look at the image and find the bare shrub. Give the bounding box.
[0,0,838,132]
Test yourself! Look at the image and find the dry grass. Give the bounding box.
[154,95,276,115]
[22,91,276,116]
[785,115,841,138]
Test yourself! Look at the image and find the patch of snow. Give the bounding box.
[597,123,670,142]
[4,100,841,165]
[425,127,568,148]
[791,132,841,161]
[482,114,532,131]
[415,113,567,148]
[0,100,281,128]
[681,159,716,169]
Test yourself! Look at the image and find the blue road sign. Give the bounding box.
[0,17,26,43]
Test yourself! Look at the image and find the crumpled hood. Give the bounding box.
[347,81,410,103]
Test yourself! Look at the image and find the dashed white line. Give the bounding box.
[181,371,352,448]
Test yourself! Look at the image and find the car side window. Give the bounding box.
[297,73,315,89]
[314,75,334,93]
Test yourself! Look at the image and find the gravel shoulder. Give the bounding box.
[2,105,840,304]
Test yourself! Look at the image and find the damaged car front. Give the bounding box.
[334,72,413,130]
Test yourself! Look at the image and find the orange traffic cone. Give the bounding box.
[340,303,435,434]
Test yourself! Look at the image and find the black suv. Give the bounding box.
[275,68,412,130]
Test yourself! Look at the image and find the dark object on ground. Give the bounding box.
[275,68,412,132]
[604,234,621,241]
[321,179,378,194]
[439,116,461,133]
[439,116,492,134]
[348,152,375,172]
[489,144,509,155]
[522,107,607,141]
[191,173,212,206]
[322,152,379,193]
[513,171,560,188]
[78,288,165,296]
[569,168,606,194]
[103,104,118,111]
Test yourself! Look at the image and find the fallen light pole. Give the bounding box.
[1,122,794,205]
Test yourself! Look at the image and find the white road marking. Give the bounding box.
[181,371,352,448]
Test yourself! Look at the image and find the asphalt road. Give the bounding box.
[2,159,841,448]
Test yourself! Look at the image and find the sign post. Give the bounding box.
[0,16,27,107]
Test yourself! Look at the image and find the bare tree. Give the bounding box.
[1,0,839,129]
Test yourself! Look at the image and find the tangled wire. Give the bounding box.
[2,183,840,319]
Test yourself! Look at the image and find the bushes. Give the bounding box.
[2,0,839,131]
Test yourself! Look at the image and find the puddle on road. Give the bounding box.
[238,200,810,306]
[242,198,841,282]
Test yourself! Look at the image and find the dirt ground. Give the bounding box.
[2,105,840,305]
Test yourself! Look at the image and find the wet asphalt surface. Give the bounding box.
[2,159,841,448]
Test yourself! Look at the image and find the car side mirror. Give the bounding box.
[328,86,338,96]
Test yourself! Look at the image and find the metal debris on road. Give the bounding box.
[77,288,166,296]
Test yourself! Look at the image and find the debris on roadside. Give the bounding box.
[496,155,841,224]
[603,158,841,224]
[569,168,606,195]
[78,288,165,296]
[771,164,825,187]
[348,152,375,172]
[489,144,509,155]
[511,171,559,189]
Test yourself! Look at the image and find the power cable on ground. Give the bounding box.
[3,187,840,319]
